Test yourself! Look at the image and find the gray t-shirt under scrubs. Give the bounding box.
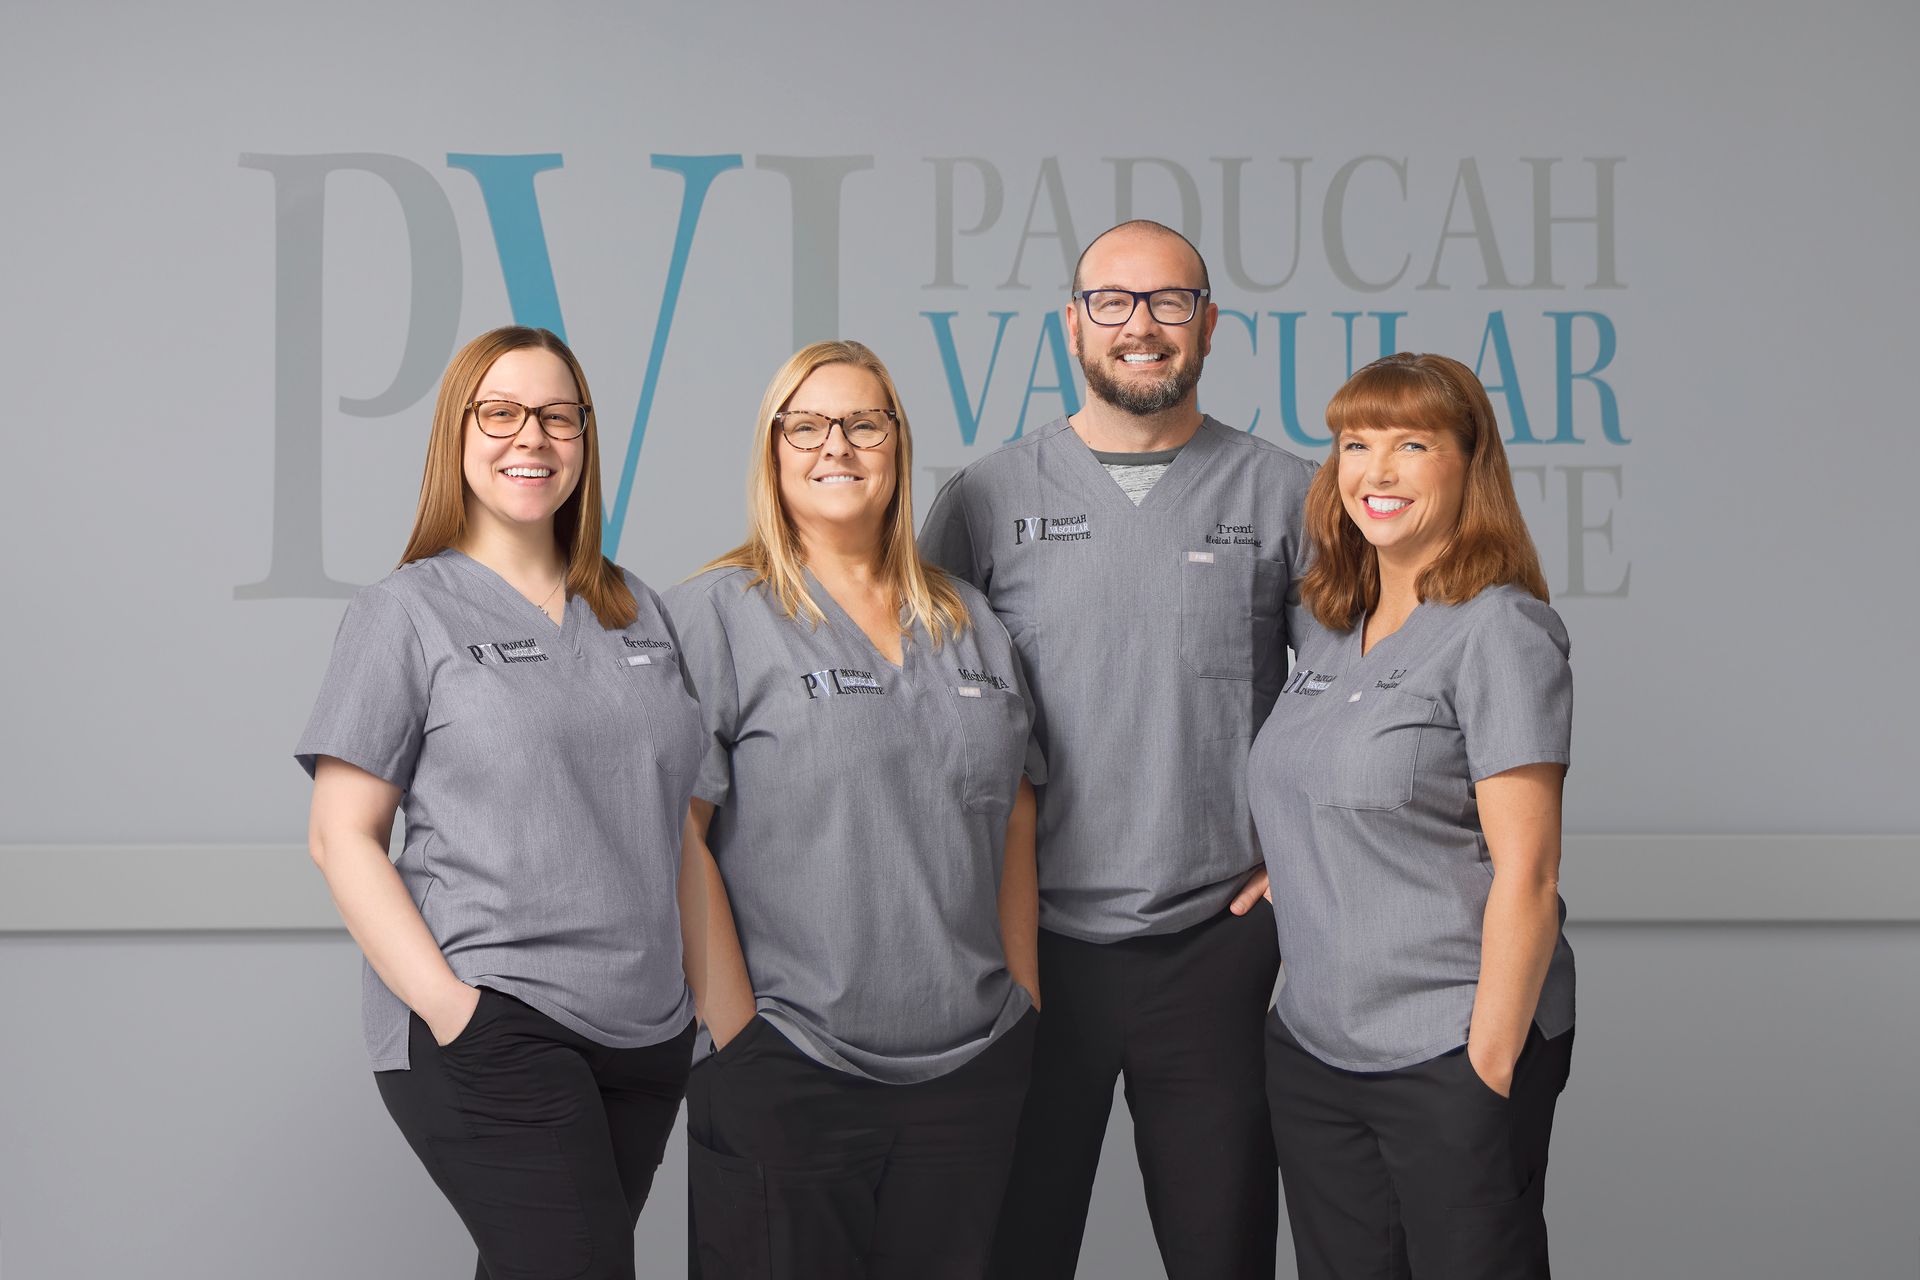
[664,568,1042,1085]
[920,417,1316,942]
[1249,585,1576,1071]
[296,549,703,1070]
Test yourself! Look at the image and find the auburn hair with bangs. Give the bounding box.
[1300,352,1548,631]
[398,326,638,630]
[697,340,971,647]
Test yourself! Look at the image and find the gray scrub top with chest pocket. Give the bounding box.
[1249,584,1577,1072]
[919,416,1317,943]
[295,549,704,1070]
[664,567,1043,1085]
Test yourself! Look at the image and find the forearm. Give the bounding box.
[1468,872,1561,1066]
[999,778,1041,1007]
[679,815,756,1040]
[311,829,470,1031]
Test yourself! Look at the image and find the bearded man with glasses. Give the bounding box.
[922,220,1316,1279]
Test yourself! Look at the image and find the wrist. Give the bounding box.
[420,978,479,1032]
[1468,1032,1520,1080]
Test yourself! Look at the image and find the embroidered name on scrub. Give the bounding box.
[957,666,1011,690]
[1205,522,1263,547]
[802,668,886,698]
[1012,513,1092,544]
[466,638,549,664]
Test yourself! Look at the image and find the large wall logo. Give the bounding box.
[238,152,1629,601]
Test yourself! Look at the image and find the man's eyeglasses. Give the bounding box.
[1072,288,1210,327]
[775,409,896,450]
[469,400,592,440]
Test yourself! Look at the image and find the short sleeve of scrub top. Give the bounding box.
[919,470,983,589]
[296,584,428,787]
[662,567,1039,1085]
[662,573,743,809]
[1455,596,1573,781]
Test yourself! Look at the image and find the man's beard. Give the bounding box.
[1076,337,1205,416]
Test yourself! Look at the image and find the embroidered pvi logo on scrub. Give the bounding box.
[801,668,885,698]
[467,638,549,665]
[1284,668,1335,696]
[1012,513,1092,545]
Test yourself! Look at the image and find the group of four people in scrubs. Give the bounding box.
[298,218,1578,1280]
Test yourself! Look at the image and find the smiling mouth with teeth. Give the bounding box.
[502,467,553,479]
[1365,496,1411,514]
[813,474,862,483]
[1118,352,1169,365]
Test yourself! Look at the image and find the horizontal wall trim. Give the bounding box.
[1,836,1915,933]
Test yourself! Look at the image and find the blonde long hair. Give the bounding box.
[700,341,970,646]
[398,326,638,629]
[1300,352,1548,631]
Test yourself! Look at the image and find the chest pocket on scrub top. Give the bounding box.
[953,684,1029,815]
[609,648,706,782]
[1179,553,1286,680]
[1304,688,1436,811]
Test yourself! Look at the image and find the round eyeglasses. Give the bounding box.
[1072,288,1210,327]
[775,409,896,450]
[468,400,592,440]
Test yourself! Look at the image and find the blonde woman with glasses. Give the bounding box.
[667,341,1043,1279]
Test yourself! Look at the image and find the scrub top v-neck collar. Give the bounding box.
[806,568,911,679]
[1051,415,1226,516]
[444,548,582,654]
[1352,603,1428,664]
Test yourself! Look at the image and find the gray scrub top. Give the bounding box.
[1249,585,1576,1071]
[295,550,702,1070]
[920,417,1316,942]
[664,567,1042,1084]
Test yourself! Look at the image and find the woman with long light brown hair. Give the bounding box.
[667,340,1043,1279]
[1250,352,1577,1279]
[296,326,704,1279]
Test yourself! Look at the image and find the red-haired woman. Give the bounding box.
[296,327,703,1279]
[1251,352,1576,1279]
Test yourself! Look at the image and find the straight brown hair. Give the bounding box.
[398,326,638,629]
[1300,352,1548,631]
[698,340,971,646]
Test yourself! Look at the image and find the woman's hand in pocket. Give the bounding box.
[1467,1035,1518,1098]
[426,982,484,1048]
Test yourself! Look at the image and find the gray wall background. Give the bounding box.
[3,1,1916,1276]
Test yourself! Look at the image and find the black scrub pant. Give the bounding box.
[686,1010,1037,1280]
[988,903,1281,1280]
[376,988,696,1280]
[1264,1011,1574,1280]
